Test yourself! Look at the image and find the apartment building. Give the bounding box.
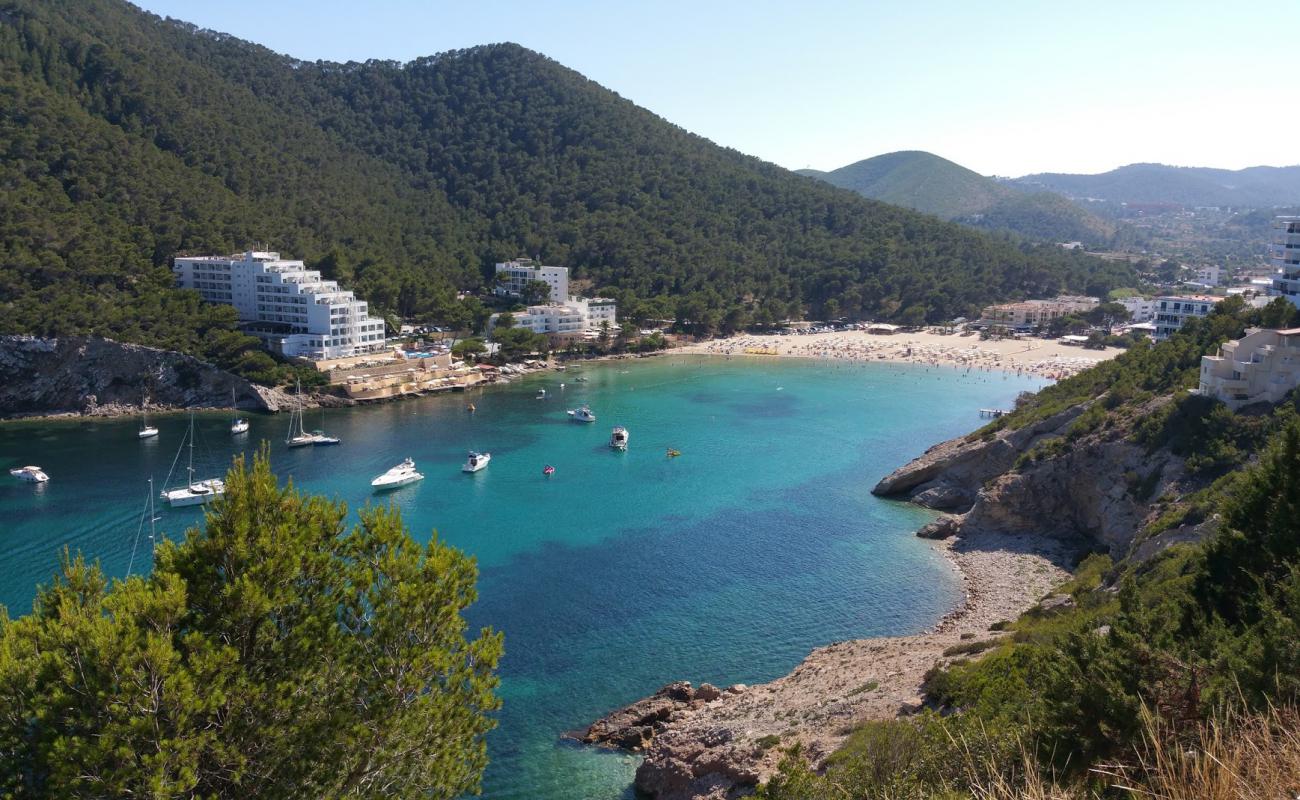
[1270,216,1300,308]
[1153,295,1218,341]
[1199,327,1300,408]
[494,258,569,302]
[173,250,387,359]
[980,296,1098,329]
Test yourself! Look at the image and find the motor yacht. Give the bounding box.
[609,426,629,450]
[9,465,49,483]
[567,406,597,423]
[371,458,424,490]
[462,451,491,473]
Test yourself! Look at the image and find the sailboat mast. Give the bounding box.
[187,412,195,484]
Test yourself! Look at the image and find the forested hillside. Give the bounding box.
[0,0,1133,375]
[801,151,1117,245]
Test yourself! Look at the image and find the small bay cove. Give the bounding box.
[0,357,1044,799]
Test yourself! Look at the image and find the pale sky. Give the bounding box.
[135,0,1295,177]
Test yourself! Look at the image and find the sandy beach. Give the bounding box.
[678,329,1126,380]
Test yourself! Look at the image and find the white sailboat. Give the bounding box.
[138,397,159,439]
[161,412,225,507]
[285,378,320,447]
[230,388,249,435]
[310,407,340,446]
[371,458,424,490]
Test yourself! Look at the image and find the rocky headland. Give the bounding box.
[583,391,1210,799]
[0,336,297,420]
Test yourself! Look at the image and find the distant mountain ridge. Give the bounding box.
[801,151,1117,245]
[1014,163,1300,207]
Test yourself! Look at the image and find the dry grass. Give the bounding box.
[964,705,1300,800]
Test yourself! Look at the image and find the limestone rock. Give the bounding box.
[916,515,961,540]
[0,335,292,418]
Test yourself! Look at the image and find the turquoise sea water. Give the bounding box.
[0,356,1044,798]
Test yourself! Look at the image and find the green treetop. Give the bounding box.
[0,449,502,799]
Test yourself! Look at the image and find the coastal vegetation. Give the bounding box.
[759,297,1300,798]
[0,451,502,798]
[0,0,1135,384]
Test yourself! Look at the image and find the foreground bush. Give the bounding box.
[0,449,502,799]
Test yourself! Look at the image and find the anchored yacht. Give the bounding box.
[609,426,629,450]
[371,458,424,490]
[161,413,225,507]
[9,465,49,483]
[567,406,597,423]
[462,451,491,473]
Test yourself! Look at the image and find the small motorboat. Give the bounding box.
[609,426,629,450]
[542,464,555,476]
[666,448,681,458]
[574,376,589,383]
[371,458,424,491]
[9,465,49,483]
[462,451,491,473]
[537,389,547,399]
[567,406,597,423]
[467,403,476,413]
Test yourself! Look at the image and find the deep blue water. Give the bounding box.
[0,356,1044,798]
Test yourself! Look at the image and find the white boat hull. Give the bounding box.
[231,421,250,434]
[462,453,491,473]
[162,479,225,507]
[372,473,424,490]
[139,427,159,439]
[9,467,49,483]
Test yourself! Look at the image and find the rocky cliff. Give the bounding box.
[0,336,293,418]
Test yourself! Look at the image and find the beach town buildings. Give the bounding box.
[979,296,1098,329]
[498,296,620,342]
[1117,297,1155,323]
[1199,327,1300,409]
[494,258,569,302]
[1270,216,1300,309]
[1153,294,1218,341]
[1193,265,1222,287]
[173,250,387,359]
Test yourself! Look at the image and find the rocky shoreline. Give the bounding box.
[0,336,305,421]
[579,528,1075,800]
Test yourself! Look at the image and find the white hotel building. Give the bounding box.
[1153,295,1218,341]
[173,250,387,359]
[492,259,618,337]
[1271,216,1300,308]
[494,258,569,302]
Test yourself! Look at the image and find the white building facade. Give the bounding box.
[494,259,569,302]
[1270,216,1300,308]
[1153,295,1217,341]
[173,250,387,359]
[1193,265,1222,287]
[1117,297,1155,323]
[1199,327,1300,408]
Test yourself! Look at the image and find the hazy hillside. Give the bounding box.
[801,151,1115,244]
[797,151,1007,219]
[0,0,1135,374]
[1017,163,1300,206]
